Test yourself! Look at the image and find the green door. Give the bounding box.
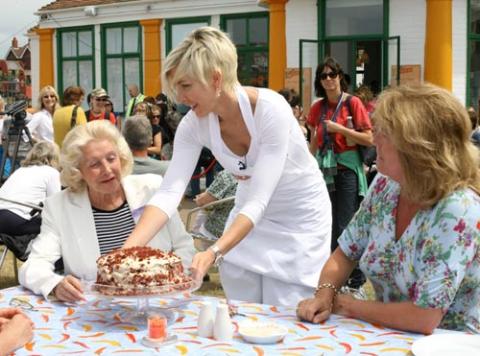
[299,35,400,104]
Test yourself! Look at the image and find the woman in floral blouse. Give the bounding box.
[297,83,480,334]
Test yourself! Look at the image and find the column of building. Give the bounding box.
[140,19,162,97]
[265,0,288,91]
[424,0,452,90]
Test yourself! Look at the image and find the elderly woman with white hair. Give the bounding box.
[19,120,195,302]
[26,85,60,143]
[123,26,332,307]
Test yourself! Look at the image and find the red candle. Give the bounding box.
[148,314,167,340]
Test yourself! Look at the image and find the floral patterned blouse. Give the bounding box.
[338,174,480,332]
[204,170,237,238]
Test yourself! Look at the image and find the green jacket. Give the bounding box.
[126,93,145,117]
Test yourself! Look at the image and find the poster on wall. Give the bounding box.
[284,67,312,115]
[390,64,421,86]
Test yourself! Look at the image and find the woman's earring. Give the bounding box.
[216,88,222,98]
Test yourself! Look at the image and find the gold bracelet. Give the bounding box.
[314,283,339,297]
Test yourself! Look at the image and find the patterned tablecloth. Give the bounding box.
[0,285,427,355]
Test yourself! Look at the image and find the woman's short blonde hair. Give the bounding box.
[22,141,60,169]
[163,26,239,100]
[373,83,480,205]
[37,85,60,112]
[60,121,133,192]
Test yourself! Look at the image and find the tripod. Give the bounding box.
[0,118,34,184]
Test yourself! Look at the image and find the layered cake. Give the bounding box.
[95,246,191,296]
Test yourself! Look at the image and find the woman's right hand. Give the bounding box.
[296,289,335,324]
[53,275,86,303]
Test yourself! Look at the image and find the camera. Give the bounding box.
[0,100,28,126]
[0,100,31,182]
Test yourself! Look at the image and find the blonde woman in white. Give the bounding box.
[124,27,332,307]
[27,86,59,143]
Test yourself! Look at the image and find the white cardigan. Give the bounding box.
[19,174,195,299]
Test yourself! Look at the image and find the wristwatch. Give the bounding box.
[208,244,224,267]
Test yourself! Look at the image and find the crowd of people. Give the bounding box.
[0,25,479,353]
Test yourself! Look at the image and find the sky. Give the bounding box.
[0,0,50,57]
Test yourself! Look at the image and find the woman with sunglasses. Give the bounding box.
[123,27,332,307]
[306,57,373,288]
[147,104,164,158]
[27,86,60,143]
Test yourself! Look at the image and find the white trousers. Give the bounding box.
[219,261,315,307]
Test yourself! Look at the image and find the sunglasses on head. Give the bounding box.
[320,72,338,80]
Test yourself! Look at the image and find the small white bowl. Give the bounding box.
[238,321,288,344]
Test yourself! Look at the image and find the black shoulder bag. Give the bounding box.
[70,106,79,129]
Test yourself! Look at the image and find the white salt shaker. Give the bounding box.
[213,303,233,341]
[197,302,214,338]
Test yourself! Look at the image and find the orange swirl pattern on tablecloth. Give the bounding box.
[0,286,429,355]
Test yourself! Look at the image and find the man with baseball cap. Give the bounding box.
[86,88,116,125]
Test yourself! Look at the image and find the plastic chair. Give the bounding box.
[185,196,235,251]
[0,196,43,278]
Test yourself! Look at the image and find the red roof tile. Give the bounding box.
[38,0,140,12]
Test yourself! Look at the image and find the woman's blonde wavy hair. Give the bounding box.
[36,85,60,112]
[60,121,133,192]
[372,83,480,206]
[162,26,239,100]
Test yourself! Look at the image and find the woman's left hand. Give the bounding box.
[190,250,215,281]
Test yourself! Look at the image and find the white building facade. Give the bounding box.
[29,0,474,113]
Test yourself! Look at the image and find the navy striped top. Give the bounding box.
[92,201,135,255]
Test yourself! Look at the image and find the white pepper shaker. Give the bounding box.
[213,303,233,341]
[197,302,214,338]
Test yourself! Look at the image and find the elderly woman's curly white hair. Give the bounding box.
[60,121,133,192]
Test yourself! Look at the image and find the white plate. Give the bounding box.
[238,321,288,344]
[411,333,480,356]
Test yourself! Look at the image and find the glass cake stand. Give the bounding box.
[84,278,202,326]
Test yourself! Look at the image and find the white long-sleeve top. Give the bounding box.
[0,165,60,219]
[27,109,54,143]
[149,86,332,287]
